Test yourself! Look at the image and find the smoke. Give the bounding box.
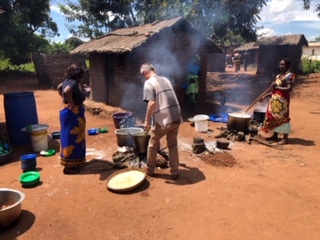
[119,24,206,117]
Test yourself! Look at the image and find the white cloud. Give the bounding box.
[256,27,277,37]
[50,5,62,15]
[259,0,319,24]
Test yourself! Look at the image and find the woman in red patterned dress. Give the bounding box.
[259,58,295,145]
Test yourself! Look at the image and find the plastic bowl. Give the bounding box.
[51,131,60,139]
[88,128,98,135]
[19,171,40,187]
[40,149,56,157]
[20,154,37,172]
[98,128,108,133]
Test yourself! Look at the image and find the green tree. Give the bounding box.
[0,0,58,64]
[303,0,320,17]
[59,0,267,43]
[65,37,84,49]
[47,42,73,54]
[59,0,138,39]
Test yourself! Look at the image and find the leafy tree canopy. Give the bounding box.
[59,0,268,44]
[0,0,58,64]
[303,0,320,17]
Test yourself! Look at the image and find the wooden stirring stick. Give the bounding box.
[241,85,274,115]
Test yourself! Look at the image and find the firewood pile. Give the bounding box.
[112,151,169,169]
[215,120,261,143]
[215,123,283,149]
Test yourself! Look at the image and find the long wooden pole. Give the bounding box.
[242,85,274,114]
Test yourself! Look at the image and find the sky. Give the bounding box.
[49,0,320,43]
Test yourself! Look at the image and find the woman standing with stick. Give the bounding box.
[259,58,295,145]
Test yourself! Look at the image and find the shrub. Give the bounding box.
[0,59,35,73]
[300,58,320,74]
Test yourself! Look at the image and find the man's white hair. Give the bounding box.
[140,63,155,74]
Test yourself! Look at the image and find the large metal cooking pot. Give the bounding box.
[130,132,150,155]
[227,113,251,132]
[0,188,25,228]
[115,127,143,147]
[253,109,266,123]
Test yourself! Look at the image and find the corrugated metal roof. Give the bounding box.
[70,17,222,54]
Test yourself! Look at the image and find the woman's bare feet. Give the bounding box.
[277,139,288,145]
[266,132,278,141]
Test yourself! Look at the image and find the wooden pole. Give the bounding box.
[242,85,274,114]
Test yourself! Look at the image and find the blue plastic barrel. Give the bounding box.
[3,92,39,146]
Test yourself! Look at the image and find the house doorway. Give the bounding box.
[104,54,115,105]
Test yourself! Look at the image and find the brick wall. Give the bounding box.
[32,53,87,89]
[88,30,211,118]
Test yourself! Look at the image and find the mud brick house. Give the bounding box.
[255,34,308,75]
[234,34,308,75]
[71,17,222,116]
[234,42,259,66]
[302,42,320,60]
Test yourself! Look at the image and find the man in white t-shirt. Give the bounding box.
[140,63,183,180]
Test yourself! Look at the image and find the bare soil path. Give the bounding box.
[1,70,320,240]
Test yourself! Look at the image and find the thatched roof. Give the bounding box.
[234,42,258,52]
[71,17,222,54]
[234,34,309,52]
[257,34,308,47]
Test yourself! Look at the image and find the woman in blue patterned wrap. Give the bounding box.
[57,64,87,174]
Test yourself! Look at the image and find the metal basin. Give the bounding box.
[0,188,25,228]
[115,127,143,147]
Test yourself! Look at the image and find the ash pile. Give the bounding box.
[111,147,170,169]
[191,136,237,168]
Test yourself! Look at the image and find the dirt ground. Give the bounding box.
[1,67,320,240]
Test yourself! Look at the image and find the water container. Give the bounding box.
[3,92,38,146]
[193,114,209,132]
[29,124,49,152]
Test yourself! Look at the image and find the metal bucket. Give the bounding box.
[130,132,150,155]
